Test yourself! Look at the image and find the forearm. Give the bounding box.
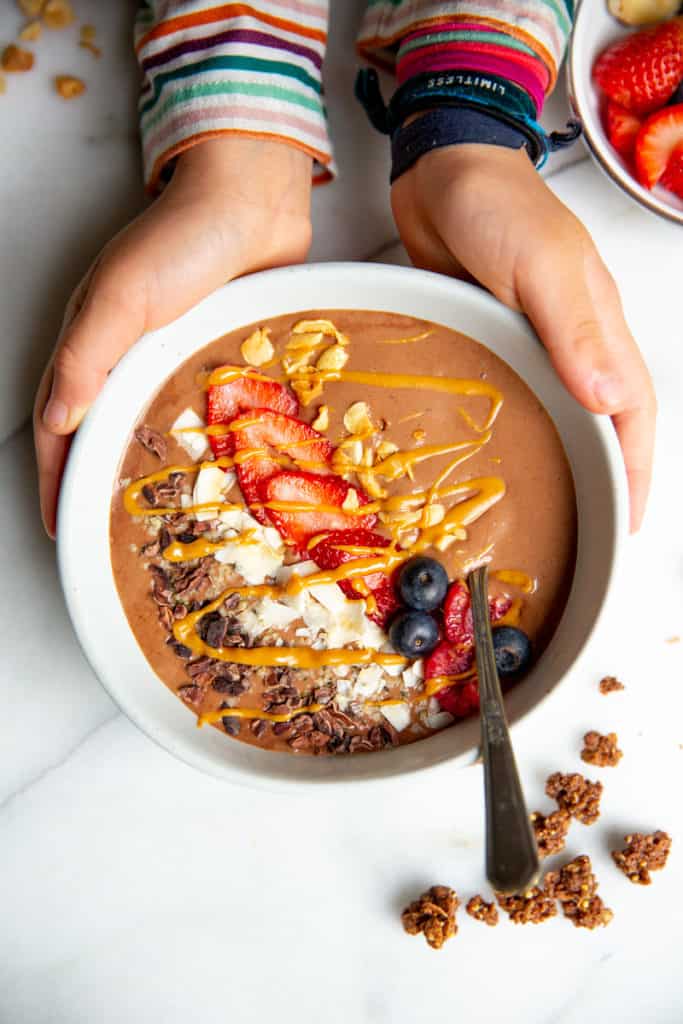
[135,2,332,193]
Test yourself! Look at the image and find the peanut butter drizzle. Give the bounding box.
[493,570,537,594]
[377,329,433,345]
[207,365,503,433]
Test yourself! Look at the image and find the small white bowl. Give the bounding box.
[57,263,628,790]
[568,3,683,225]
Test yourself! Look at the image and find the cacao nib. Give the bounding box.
[135,424,168,460]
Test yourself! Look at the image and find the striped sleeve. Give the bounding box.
[135,2,333,194]
[357,1,575,115]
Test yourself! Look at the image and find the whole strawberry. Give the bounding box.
[593,18,683,115]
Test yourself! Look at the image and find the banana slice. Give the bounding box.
[608,0,680,26]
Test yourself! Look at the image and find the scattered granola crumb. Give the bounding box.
[43,0,75,29]
[55,74,85,99]
[401,885,459,949]
[19,20,42,42]
[545,855,613,929]
[18,0,43,17]
[0,74,6,95]
[531,808,571,859]
[611,831,672,885]
[466,895,499,926]
[599,675,625,695]
[545,772,603,825]
[496,886,557,924]
[581,731,623,768]
[80,23,96,42]
[79,40,101,58]
[2,44,34,72]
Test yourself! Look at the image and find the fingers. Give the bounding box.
[33,365,70,538]
[612,401,656,533]
[517,229,656,532]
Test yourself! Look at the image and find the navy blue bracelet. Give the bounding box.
[391,107,528,182]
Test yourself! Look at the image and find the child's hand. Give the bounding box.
[391,143,656,532]
[34,137,313,538]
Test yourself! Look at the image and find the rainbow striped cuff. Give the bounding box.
[135,3,334,194]
[357,2,574,106]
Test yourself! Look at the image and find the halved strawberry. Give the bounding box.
[308,529,402,627]
[232,410,334,525]
[604,100,642,158]
[443,580,512,647]
[593,20,683,115]
[435,679,480,721]
[660,143,683,198]
[262,473,377,551]
[635,104,683,188]
[424,638,475,682]
[207,370,298,457]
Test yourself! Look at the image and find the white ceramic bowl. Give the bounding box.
[568,2,683,225]
[57,263,628,789]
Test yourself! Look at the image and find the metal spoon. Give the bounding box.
[467,564,540,895]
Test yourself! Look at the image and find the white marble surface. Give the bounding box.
[2,4,683,1023]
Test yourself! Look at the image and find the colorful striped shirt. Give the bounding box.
[136,2,574,192]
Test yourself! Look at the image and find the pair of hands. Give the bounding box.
[34,135,655,537]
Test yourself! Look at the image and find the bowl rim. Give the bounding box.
[567,2,683,227]
[57,262,629,791]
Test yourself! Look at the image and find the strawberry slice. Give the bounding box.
[660,143,683,198]
[262,473,377,551]
[443,580,512,647]
[593,20,683,115]
[232,410,334,525]
[428,580,514,716]
[435,679,481,721]
[636,104,683,188]
[604,100,642,159]
[308,529,402,627]
[207,370,298,457]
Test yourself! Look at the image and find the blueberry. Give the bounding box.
[389,610,440,658]
[492,626,532,678]
[397,556,449,612]
[668,81,683,106]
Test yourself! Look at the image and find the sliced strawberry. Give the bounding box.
[232,410,334,525]
[593,20,683,115]
[442,580,512,647]
[207,371,298,457]
[660,143,683,198]
[636,104,683,188]
[263,473,377,551]
[308,529,402,627]
[436,680,480,721]
[604,100,642,159]
[424,638,475,681]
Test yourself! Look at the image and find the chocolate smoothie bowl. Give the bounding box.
[58,265,627,786]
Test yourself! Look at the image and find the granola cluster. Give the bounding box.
[465,896,499,927]
[401,886,459,949]
[611,831,672,885]
[545,772,603,825]
[495,886,557,925]
[599,675,625,695]
[531,808,571,859]
[545,855,613,930]
[581,731,623,768]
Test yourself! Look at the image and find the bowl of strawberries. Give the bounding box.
[568,0,683,224]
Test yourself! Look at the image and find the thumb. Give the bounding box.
[42,257,148,435]
[516,232,635,415]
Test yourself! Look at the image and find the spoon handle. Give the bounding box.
[468,565,540,895]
